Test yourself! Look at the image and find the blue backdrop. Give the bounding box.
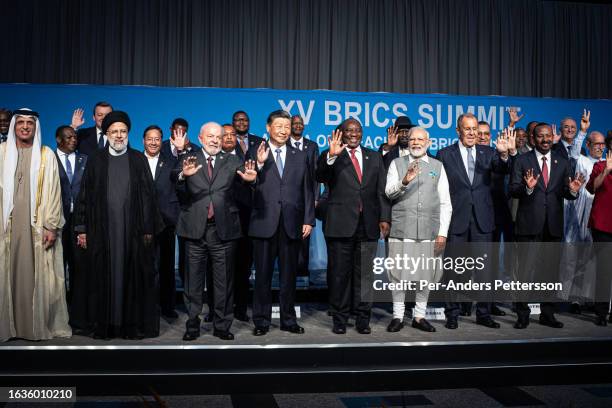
[1,84,611,272]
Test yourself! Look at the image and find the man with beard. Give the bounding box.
[509,123,584,329]
[54,126,88,305]
[172,122,257,341]
[71,102,113,157]
[143,125,180,319]
[289,114,319,280]
[74,111,161,339]
[385,127,452,333]
[1,109,71,342]
[0,108,10,143]
[317,119,391,334]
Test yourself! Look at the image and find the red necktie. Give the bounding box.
[207,156,214,219]
[350,148,362,183]
[541,156,549,188]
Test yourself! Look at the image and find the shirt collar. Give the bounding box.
[291,136,304,146]
[535,149,551,161]
[345,145,362,154]
[269,142,287,153]
[409,154,429,163]
[144,151,160,160]
[57,148,74,157]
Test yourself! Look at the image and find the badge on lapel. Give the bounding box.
[429,171,438,178]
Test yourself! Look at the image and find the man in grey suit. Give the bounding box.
[172,122,257,341]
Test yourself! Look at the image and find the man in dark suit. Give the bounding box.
[248,110,315,336]
[161,118,200,158]
[436,113,513,330]
[316,118,391,334]
[143,125,180,319]
[552,112,589,164]
[289,114,320,280]
[509,122,584,329]
[71,102,113,157]
[380,116,416,170]
[172,122,257,341]
[54,125,88,305]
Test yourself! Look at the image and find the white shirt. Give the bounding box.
[203,149,217,169]
[291,137,304,150]
[458,141,476,179]
[259,143,287,170]
[56,149,76,179]
[145,152,160,179]
[96,127,107,147]
[385,154,452,237]
[399,147,410,158]
[534,149,552,180]
[326,146,363,173]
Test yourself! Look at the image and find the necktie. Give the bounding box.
[295,141,301,150]
[65,154,73,183]
[467,146,475,184]
[541,156,549,188]
[350,148,362,183]
[275,148,284,177]
[207,156,214,219]
[97,132,105,149]
[239,137,247,154]
[566,145,572,156]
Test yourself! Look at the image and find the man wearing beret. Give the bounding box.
[73,111,162,339]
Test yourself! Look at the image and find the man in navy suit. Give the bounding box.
[436,113,514,330]
[509,123,584,329]
[143,125,180,319]
[55,125,88,305]
[71,102,113,157]
[249,110,315,336]
[233,110,264,158]
[289,114,320,280]
[161,118,200,159]
[317,119,391,334]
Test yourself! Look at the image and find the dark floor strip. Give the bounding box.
[582,386,612,398]
[341,394,433,408]
[231,394,279,408]
[479,387,544,407]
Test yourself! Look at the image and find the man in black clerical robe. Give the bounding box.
[73,111,161,339]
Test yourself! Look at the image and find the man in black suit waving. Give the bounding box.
[249,110,315,336]
[509,122,584,329]
[172,122,257,341]
[316,119,391,334]
[71,102,113,157]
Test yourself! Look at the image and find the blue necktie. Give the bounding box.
[275,148,284,177]
[295,141,301,150]
[467,146,475,184]
[65,155,73,183]
[97,132,105,149]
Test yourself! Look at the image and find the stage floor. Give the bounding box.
[4,303,612,347]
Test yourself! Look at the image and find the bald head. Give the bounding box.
[198,121,223,156]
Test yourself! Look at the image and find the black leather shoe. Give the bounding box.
[459,310,471,317]
[595,316,608,327]
[445,319,458,330]
[332,325,346,334]
[539,316,564,328]
[253,326,269,336]
[514,319,529,329]
[203,314,214,323]
[234,312,250,322]
[183,330,199,341]
[412,318,436,332]
[491,305,506,316]
[387,318,404,332]
[213,330,235,340]
[356,326,371,334]
[476,317,501,329]
[280,324,305,334]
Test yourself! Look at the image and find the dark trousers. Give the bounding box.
[592,229,612,317]
[445,210,494,320]
[158,225,177,314]
[61,215,76,302]
[326,217,376,328]
[514,222,561,321]
[297,235,310,278]
[234,237,253,315]
[183,222,235,332]
[252,220,301,328]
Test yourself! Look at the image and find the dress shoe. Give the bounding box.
[476,317,501,329]
[491,305,506,316]
[280,324,305,334]
[387,318,404,332]
[234,312,250,322]
[595,316,608,327]
[539,316,564,328]
[213,330,234,340]
[513,319,529,329]
[459,310,471,317]
[203,314,214,323]
[182,330,200,341]
[445,319,458,330]
[72,328,94,337]
[162,309,179,319]
[569,303,582,314]
[253,326,269,336]
[412,318,436,332]
[332,325,346,334]
[356,326,371,334]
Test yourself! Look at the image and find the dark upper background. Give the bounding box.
[1,0,611,99]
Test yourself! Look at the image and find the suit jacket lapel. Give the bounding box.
[341,149,360,184]
[283,146,298,181]
[527,151,545,191]
[154,156,164,181]
[548,152,562,189]
[210,152,226,184]
[451,143,471,186]
[361,148,370,185]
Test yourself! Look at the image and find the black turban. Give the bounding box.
[101,110,131,135]
[394,116,415,130]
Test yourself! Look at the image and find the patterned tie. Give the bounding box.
[65,154,73,183]
[239,137,247,154]
[541,156,549,188]
[207,156,214,219]
[275,148,284,177]
[467,146,475,184]
[97,132,105,149]
[295,141,301,150]
[350,148,362,183]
